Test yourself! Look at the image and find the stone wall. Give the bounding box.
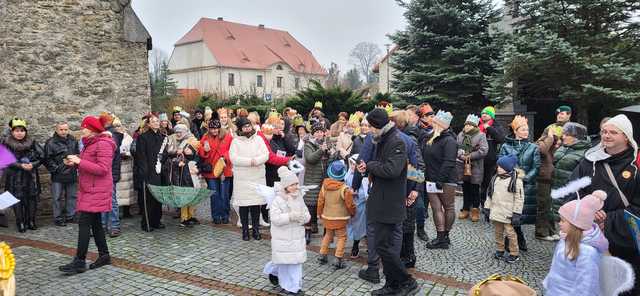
[0,0,151,222]
[0,0,151,139]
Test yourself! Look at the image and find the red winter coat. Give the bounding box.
[77,134,116,213]
[258,131,289,166]
[198,133,233,178]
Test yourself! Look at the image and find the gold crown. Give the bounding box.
[511,115,528,131]
[375,104,394,115]
[0,242,15,280]
[9,118,27,129]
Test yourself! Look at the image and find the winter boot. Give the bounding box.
[242,225,250,241]
[333,257,346,270]
[317,254,328,265]
[458,210,469,220]
[305,229,312,245]
[268,274,279,286]
[470,208,480,222]
[358,267,380,284]
[444,231,451,245]
[426,231,449,249]
[416,225,429,242]
[59,258,87,275]
[252,227,262,241]
[89,254,111,269]
[27,219,37,230]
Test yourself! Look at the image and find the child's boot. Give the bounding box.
[333,257,345,270]
[317,254,328,265]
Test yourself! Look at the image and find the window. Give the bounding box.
[276,65,283,70]
[257,75,263,87]
[277,76,283,88]
[294,78,300,89]
[228,73,235,86]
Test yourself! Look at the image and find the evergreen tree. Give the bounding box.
[390,0,500,114]
[285,80,370,121]
[488,0,640,125]
[343,68,363,90]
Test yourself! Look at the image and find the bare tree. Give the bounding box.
[149,49,168,83]
[325,62,341,88]
[349,42,382,84]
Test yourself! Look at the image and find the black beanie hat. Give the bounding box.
[208,112,221,129]
[235,116,251,129]
[367,108,389,129]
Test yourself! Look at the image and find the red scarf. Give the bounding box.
[479,118,494,133]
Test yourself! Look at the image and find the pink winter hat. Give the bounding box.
[559,190,607,230]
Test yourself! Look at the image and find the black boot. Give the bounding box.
[268,274,279,286]
[252,227,262,240]
[59,257,87,275]
[242,227,250,241]
[426,231,449,249]
[358,267,380,284]
[416,226,428,242]
[89,254,111,269]
[333,257,345,270]
[515,226,528,252]
[444,231,451,245]
[402,255,417,269]
[28,219,37,230]
[17,222,26,233]
[317,254,328,265]
[305,229,312,245]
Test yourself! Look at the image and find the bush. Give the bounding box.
[285,80,371,121]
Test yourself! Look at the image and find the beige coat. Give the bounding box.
[229,133,269,207]
[485,170,525,224]
[335,132,354,159]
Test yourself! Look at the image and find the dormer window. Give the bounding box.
[276,65,283,70]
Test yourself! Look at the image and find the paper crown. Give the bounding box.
[172,106,183,113]
[433,110,453,128]
[511,115,529,131]
[292,115,305,127]
[9,118,27,129]
[375,103,394,115]
[465,114,480,126]
[261,124,274,135]
[314,101,323,109]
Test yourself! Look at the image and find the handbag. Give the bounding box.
[469,274,536,296]
[213,157,226,178]
[464,156,472,176]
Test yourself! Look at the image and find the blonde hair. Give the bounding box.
[563,219,583,261]
[391,110,410,128]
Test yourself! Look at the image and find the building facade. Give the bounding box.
[372,46,398,94]
[169,18,327,100]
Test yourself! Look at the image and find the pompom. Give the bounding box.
[591,190,607,202]
[277,166,290,178]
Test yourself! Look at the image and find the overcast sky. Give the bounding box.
[132,0,503,72]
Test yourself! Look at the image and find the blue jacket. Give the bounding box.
[351,134,373,191]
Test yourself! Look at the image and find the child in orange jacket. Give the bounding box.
[317,160,356,270]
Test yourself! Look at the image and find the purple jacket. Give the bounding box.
[77,134,115,213]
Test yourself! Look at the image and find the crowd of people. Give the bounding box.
[0,101,638,295]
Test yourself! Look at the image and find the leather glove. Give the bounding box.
[511,213,522,227]
[482,208,490,222]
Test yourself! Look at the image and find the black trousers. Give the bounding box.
[260,204,269,222]
[239,205,260,230]
[305,203,318,230]
[400,205,416,262]
[140,187,163,228]
[373,222,411,287]
[480,161,497,207]
[13,195,37,226]
[462,182,480,210]
[76,212,109,260]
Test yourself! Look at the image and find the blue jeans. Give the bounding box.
[207,178,231,220]
[51,182,77,221]
[101,183,120,230]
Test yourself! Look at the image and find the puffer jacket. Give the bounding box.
[229,132,269,207]
[269,191,310,264]
[456,130,488,185]
[421,129,458,184]
[44,133,79,183]
[543,225,607,296]
[484,170,524,224]
[303,139,330,206]
[317,178,356,229]
[552,140,590,190]
[77,134,116,213]
[198,132,233,179]
[1,136,43,199]
[259,132,290,187]
[499,137,541,224]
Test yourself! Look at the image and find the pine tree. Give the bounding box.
[343,68,363,90]
[390,0,500,115]
[487,0,640,125]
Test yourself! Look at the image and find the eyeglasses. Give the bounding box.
[600,129,621,136]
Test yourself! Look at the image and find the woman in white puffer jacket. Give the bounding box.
[264,166,310,295]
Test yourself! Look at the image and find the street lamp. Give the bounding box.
[385,44,391,94]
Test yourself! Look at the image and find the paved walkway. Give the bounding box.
[0,197,554,295]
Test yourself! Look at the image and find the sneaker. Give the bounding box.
[89,254,111,269]
[109,229,121,238]
[504,254,520,263]
[357,268,380,284]
[397,278,420,296]
[317,255,328,265]
[189,218,200,225]
[268,274,279,286]
[494,251,505,260]
[179,221,188,228]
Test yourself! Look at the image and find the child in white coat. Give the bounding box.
[264,166,311,295]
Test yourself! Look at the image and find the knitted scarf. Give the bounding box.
[479,118,493,134]
[462,127,480,153]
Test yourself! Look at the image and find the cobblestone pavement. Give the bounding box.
[0,196,553,295]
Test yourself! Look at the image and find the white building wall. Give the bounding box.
[378,60,395,94]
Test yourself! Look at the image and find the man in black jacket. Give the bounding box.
[135,115,166,232]
[44,122,79,226]
[569,114,639,295]
[358,108,419,296]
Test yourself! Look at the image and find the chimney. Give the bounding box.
[217,17,223,21]
[258,24,265,29]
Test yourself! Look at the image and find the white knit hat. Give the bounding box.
[278,166,299,189]
[603,114,638,167]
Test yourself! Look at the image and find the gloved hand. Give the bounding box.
[482,208,490,222]
[289,211,301,223]
[511,213,522,227]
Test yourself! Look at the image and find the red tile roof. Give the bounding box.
[175,18,327,76]
[177,88,201,99]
